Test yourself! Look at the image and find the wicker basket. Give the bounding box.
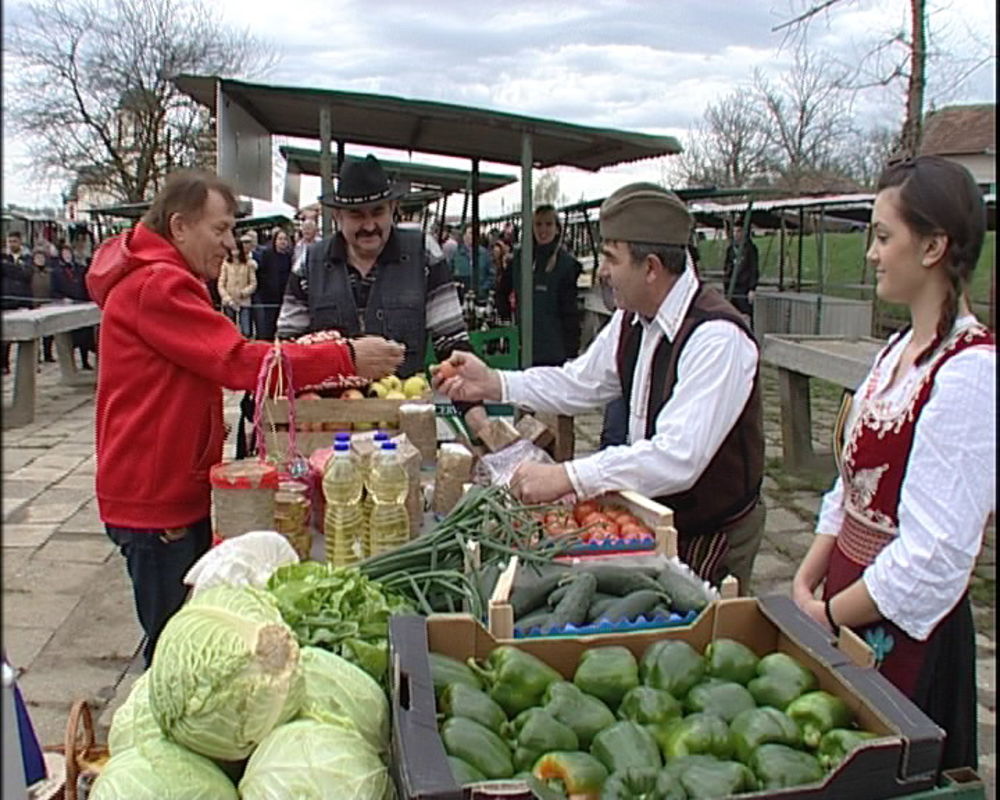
[41,699,109,800]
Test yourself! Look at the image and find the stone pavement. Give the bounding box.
[1,360,994,794]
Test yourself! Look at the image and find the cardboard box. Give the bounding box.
[389,594,944,800]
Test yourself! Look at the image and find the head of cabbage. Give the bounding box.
[89,737,238,800]
[298,646,389,754]
[238,719,394,800]
[147,585,303,762]
[107,672,161,756]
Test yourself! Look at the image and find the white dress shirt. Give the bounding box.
[816,315,996,640]
[500,266,758,501]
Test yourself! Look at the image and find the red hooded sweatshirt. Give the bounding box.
[87,223,356,529]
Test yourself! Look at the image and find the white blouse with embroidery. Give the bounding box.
[815,315,995,640]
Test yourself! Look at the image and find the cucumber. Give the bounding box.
[581,564,662,596]
[601,589,663,623]
[509,571,568,619]
[657,566,709,614]
[587,595,619,623]
[515,607,554,632]
[547,572,598,630]
[649,604,673,620]
[547,583,571,609]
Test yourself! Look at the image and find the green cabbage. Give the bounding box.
[298,646,390,754]
[107,672,162,756]
[238,719,395,800]
[147,585,304,761]
[89,737,237,800]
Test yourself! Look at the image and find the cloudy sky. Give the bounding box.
[2,0,995,215]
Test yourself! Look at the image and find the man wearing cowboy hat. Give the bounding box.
[277,154,487,425]
[435,182,766,592]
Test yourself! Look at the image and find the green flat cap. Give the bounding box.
[599,182,692,246]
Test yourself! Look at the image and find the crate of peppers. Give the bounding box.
[388,594,950,800]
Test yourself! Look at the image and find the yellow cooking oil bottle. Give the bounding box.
[367,441,410,556]
[322,439,365,565]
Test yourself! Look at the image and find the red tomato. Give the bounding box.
[614,513,643,528]
[544,510,571,528]
[588,521,619,542]
[619,522,652,542]
[544,521,568,537]
[573,500,600,525]
[580,511,612,528]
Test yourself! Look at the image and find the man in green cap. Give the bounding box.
[434,182,765,590]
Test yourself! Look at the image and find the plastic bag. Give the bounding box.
[183,530,299,595]
[474,438,554,487]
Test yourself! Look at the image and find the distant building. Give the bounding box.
[919,104,995,192]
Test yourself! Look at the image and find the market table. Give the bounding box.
[761,334,883,470]
[2,302,101,428]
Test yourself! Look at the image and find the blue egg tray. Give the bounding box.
[564,536,657,555]
[512,608,699,638]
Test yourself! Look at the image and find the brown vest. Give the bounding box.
[615,284,764,539]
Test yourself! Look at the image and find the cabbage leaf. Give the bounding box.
[107,672,162,756]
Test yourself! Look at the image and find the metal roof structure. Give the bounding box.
[280,146,517,196]
[174,75,682,171]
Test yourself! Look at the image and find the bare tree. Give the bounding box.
[839,125,900,188]
[678,90,775,188]
[773,0,929,155]
[533,170,562,207]
[752,44,857,190]
[4,0,278,204]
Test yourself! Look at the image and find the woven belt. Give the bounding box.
[836,512,896,567]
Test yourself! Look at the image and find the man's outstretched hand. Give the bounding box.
[431,351,503,403]
[352,336,405,380]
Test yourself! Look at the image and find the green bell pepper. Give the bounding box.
[438,682,507,733]
[747,652,818,710]
[749,743,825,789]
[447,755,486,786]
[599,767,687,800]
[504,707,579,773]
[591,721,663,774]
[617,686,682,727]
[675,759,756,799]
[533,751,609,800]
[544,681,617,749]
[683,679,756,723]
[467,645,562,718]
[639,641,706,699]
[651,713,733,761]
[729,706,803,763]
[704,638,760,685]
[660,755,718,782]
[817,728,879,770]
[574,646,640,712]
[786,690,854,749]
[429,651,483,699]
[439,716,514,779]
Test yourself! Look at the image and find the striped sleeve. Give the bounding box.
[425,255,472,360]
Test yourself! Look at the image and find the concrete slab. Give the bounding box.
[1,523,58,548]
[52,475,96,491]
[766,506,810,534]
[2,497,30,521]
[5,466,67,484]
[58,508,105,535]
[2,448,51,472]
[3,627,55,671]
[3,588,79,631]
[28,453,90,472]
[2,480,50,502]
[16,501,87,524]
[34,534,114,563]
[4,557,106,597]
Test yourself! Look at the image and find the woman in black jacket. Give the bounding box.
[50,243,95,369]
[496,205,582,366]
[254,229,293,341]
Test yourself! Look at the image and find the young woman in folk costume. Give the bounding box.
[792,155,994,771]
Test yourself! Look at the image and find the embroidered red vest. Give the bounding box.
[837,323,994,564]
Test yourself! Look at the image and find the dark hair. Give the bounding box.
[142,169,238,240]
[534,204,561,232]
[627,242,687,275]
[233,238,248,264]
[271,228,289,249]
[7,230,22,239]
[876,155,985,364]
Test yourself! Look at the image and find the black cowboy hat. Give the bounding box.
[320,155,403,208]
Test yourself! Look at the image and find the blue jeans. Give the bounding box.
[105,519,212,668]
[225,305,253,338]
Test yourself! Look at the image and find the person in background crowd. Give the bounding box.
[723,221,759,322]
[51,242,95,370]
[490,240,510,289]
[450,222,494,301]
[397,204,445,261]
[254,228,293,341]
[29,244,56,363]
[792,156,994,771]
[71,231,93,268]
[3,231,34,374]
[441,225,460,262]
[293,217,321,268]
[437,183,765,591]
[496,204,582,366]
[86,169,403,667]
[218,234,258,338]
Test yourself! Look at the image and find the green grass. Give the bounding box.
[700,231,995,316]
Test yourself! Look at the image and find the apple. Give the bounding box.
[402,375,428,398]
[341,389,365,400]
[384,390,406,400]
[367,382,388,398]
[382,375,402,392]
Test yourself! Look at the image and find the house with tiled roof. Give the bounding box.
[919,103,995,192]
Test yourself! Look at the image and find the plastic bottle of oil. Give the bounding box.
[361,431,390,557]
[322,441,365,565]
[367,441,410,556]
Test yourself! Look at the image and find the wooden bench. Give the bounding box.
[761,334,883,470]
[2,302,101,428]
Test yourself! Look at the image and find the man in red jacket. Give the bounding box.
[87,170,403,667]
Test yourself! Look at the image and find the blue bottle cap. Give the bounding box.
[380,441,397,451]
[373,431,389,441]
[334,442,351,452]
[334,432,351,442]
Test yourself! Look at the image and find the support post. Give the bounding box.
[471,158,481,300]
[318,107,334,241]
[520,132,534,368]
[796,207,805,292]
[778,217,786,292]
